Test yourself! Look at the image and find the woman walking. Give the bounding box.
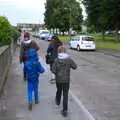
[46,35,63,84]
[19,32,40,81]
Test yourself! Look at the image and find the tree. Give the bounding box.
[83,0,120,41]
[0,16,12,45]
[11,26,21,44]
[102,0,120,41]
[44,0,56,29]
[0,16,21,46]
[83,0,107,36]
[44,0,83,33]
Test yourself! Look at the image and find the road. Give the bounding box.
[38,38,120,120]
[0,38,94,120]
[0,37,120,120]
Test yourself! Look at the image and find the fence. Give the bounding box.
[0,44,16,96]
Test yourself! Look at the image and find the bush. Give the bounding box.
[11,27,21,44]
[0,16,12,46]
[87,25,96,34]
[0,16,21,46]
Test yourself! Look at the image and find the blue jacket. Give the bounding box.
[24,49,45,83]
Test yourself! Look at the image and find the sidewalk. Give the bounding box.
[0,47,93,120]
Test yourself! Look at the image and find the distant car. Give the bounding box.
[46,33,53,41]
[39,31,50,40]
[105,31,115,35]
[70,30,77,36]
[118,30,120,34]
[105,30,120,35]
[69,36,96,51]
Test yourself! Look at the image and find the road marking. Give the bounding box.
[70,90,95,120]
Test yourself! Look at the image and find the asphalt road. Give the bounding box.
[37,38,120,120]
[0,37,120,120]
[0,38,95,120]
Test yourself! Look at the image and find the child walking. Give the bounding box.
[24,48,45,111]
[51,45,77,117]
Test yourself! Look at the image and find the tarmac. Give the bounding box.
[0,47,94,120]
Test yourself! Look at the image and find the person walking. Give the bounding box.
[46,35,63,84]
[19,32,40,81]
[24,48,45,111]
[51,45,77,117]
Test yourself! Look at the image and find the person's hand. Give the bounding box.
[37,50,40,56]
[20,61,22,64]
[37,52,40,56]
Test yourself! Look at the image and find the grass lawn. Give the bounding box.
[59,36,70,41]
[59,34,120,51]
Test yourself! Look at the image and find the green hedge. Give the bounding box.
[0,16,21,46]
[11,27,21,44]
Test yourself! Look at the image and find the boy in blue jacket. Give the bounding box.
[24,48,45,111]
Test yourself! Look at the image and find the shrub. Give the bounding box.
[0,16,12,46]
[0,16,21,46]
[11,27,21,44]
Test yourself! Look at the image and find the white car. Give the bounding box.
[69,36,96,51]
[46,33,53,41]
[39,31,50,40]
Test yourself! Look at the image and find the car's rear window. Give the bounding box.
[41,31,49,34]
[82,37,94,41]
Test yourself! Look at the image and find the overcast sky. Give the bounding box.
[0,0,46,25]
[0,0,86,26]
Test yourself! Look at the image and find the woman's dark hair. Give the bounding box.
[24,32,30,39]
[51,35,63,46]
[51,35,59,40]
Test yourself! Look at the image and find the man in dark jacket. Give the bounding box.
[47,35,63,83]
[51,45,77,117]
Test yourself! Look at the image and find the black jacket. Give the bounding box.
[47,41,62,64]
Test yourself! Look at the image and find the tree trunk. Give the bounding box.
[116,29,119,42]
[102,30,105,41]
[63,31,65,36]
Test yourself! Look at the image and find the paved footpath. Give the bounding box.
[0,47,94,120]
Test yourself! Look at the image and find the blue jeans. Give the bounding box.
[27,81,39,103]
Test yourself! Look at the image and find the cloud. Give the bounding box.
[0,0,46,25]
[0,0,16,5]
[0,0,45,12]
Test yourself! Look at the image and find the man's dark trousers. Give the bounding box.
[56,83,70,111]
